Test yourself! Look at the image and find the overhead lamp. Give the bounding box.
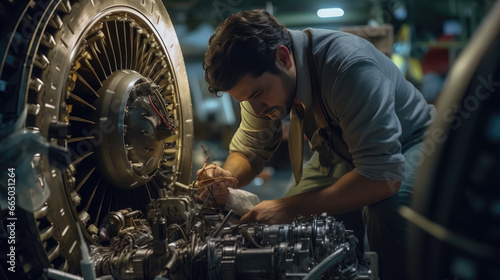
[317,8,344,18]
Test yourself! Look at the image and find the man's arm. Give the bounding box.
[223,152,261,188]
[197,101,281,206]
[240,171,401,224]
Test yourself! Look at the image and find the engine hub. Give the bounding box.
[93,70,175,189]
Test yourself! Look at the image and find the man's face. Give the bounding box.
[228,68,296,120]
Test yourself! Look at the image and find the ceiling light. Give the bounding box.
[317,8,344,18]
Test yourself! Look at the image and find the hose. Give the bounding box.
[302,243,350,280]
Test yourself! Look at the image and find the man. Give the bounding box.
[199,9,435,279]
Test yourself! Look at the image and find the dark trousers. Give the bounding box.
[336,187,412,280]
[336,142,423,280]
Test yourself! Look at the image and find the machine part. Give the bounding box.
[92,71,176,189]
[45,268,84,280]
[0,0,193,278]
[98,209,142,241]
[88,206,366,280]
[147,195,196,231]
[0,129,52,212]
[77,223,96,280]
[302,243,350,280]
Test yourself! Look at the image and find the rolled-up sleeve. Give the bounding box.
[329,60,405,181]
[229,101,282,173]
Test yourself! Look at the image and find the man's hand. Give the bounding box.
[240,171,401,225]
[240,199,295,224]
[195,163,238,206]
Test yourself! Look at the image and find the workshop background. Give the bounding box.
[163,0,495,198]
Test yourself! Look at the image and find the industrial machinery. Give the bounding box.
[0,0,192,277]
[77,191,363,280]
[0,1,372,279]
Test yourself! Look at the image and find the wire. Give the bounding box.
[207,184,224,213]
[168,223,188,242]
[194,161,226,215]
[148,94,176,131]
[196,183,224,215]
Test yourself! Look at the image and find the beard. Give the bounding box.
[266,68,296,120]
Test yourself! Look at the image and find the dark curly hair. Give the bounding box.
[203,9,292,95]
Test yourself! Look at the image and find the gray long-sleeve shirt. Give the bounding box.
[229,28,435,181]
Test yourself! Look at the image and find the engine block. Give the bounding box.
[87,194,367,280]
